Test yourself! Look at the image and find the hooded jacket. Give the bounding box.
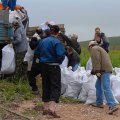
[89,45,112,74]
[12,25,28,53]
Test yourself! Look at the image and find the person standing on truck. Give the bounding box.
[12,20,28,79]
[1,0,16,11]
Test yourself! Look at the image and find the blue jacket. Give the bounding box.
[35,36,65,64]
[2,0,16,11]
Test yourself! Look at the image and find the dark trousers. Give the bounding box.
[15,52,27,79]
[40,63,61,103]
[28,62,41,91]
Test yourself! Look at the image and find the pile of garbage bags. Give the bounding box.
[61,66,120,104]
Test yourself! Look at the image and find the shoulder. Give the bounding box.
[92,46,101,52]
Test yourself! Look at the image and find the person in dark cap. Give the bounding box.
[35,28,65,118]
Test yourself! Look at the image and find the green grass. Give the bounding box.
[80,47,120,68]
[0,47,119,105]
[60,96,80,103]
[80,36,120,49]
[0,80,33,104]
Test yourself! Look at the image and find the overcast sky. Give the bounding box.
[17,0,120,41]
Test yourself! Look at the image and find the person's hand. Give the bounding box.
[96,73,101,78]
[45,21,49,25]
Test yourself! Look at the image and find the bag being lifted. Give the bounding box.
[1,44,15,74]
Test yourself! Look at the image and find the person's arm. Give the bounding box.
[77,43,81,55]
[55,42,66,64]
[101,33,109,52]
[12,29,22,45]
[91,47,101,74]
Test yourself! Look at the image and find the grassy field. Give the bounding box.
[80,47,120,67]
[80,36,120,50]
[0,43,120,119]
[0,47,119,104]
[80,36,120,67]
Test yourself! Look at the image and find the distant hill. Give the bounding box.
[80,36,120,49]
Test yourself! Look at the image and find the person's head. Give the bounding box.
[30,37,38,50]
[69,34,78,41]
[36,27,43,35]
[95,27,101,34]
[42,29,51,38]
[12,20,19,29]
[50,25,60,35]
[88,41,98,50]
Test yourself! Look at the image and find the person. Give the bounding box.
[66,46,80,71]
[94,27,109,53]
[2,0,17,11]
[68,34,81,55]
[11,20,28,79]
[88,41,119,114]
[26,28,43,94]
[35,29,65,118]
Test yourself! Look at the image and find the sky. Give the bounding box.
[17,0,120,41]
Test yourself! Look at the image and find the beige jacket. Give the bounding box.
[90,45,113,74]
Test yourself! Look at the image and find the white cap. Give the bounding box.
[88,41,98,47]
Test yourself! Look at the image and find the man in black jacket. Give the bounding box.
[94,27,109,53]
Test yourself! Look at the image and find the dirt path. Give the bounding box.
[0,100,120,120]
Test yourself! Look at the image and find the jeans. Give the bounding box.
[72,63,80,71]
[95,72,116,107]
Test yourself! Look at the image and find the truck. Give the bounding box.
[0,10,13,71]
[0,2,28,73]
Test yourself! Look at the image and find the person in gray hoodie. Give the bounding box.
[12,20,28,79]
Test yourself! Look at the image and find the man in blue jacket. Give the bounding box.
[35,27,65,118]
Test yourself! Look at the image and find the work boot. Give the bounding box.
[91,103,104,108]
[108,105,119,115]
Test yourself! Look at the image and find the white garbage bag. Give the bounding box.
[40,21,56,31]
[63,68,83,99]
[78,75,97,104]
[9,10,26,23]
[24,45,34,62]
[111,75,120,102]
[1,45,15,74]
[61,67,73,95]
[60,56,68,69]
[86,57,92,70]
[114,67,120,77]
